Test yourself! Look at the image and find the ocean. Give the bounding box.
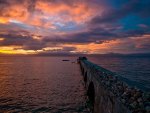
[0,56,89,113]
[0,56,150,112]
[88,56,150,92]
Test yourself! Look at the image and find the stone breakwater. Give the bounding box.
[78,57,150,113]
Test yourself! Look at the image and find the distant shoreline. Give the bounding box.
[0,52,150,57]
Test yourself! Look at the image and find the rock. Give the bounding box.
[138,102,144,109]
[79,58,149,113]
[129,97,135,104]
[134,92,142,98]
[130,101,138,109]
[138,98,143,103]
[121,99,126,103]
[133,109,146,113]
[145,106,150,111]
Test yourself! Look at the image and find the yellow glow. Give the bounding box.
[0,18,9,24]
[0,46,37,55]
[32,35,41,40]
[43,47,63,51]
[0,38,4,41]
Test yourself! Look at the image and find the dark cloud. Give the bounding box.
[90,0,150,24]
[42,25,122,44]
[1,25,149,52]
[62,47,76,51]
[22,41,46,50]
[0,33,46,50]
[0,34,30,46]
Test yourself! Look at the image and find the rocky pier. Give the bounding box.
[78,57,150,113]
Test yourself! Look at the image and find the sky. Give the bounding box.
[0,0,150,55]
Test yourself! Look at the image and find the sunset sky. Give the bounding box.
[0,0,150,55]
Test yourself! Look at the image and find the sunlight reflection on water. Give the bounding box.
[0,56,90,113]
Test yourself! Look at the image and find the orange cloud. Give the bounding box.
[0,0,99,26]
[59,34,150,54]
[25,16,55,28]
[0,0,101,31]
[60,42,112,54]
[35,1,98,23]
[0,4,29,21]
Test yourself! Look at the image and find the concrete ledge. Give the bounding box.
[78,57,150,113]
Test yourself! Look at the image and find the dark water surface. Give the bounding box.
[0,56,89,113]
[88,56,150,92]
[0,56,150,113]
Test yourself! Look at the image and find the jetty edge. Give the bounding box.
[78,57,150,113]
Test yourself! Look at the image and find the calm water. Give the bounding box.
[0,56,150,113]
[88,56,150,92]
[0,56,89,113]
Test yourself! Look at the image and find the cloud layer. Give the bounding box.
[0,0,150,54]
